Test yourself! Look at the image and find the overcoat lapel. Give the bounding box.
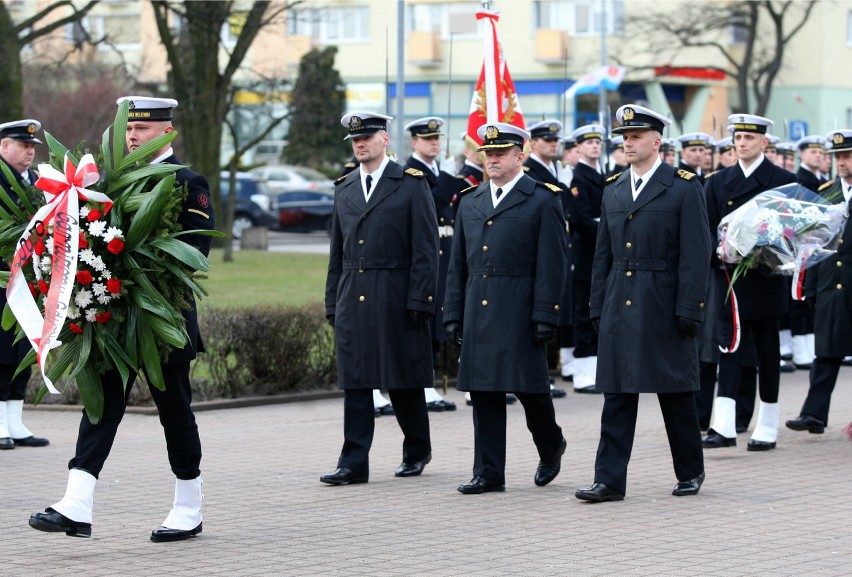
[365,162,403,213]
[630,163,673,212]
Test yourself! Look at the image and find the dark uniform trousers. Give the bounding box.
[799,357,843,425]
[470,391,563,485]
[0,365,31,401]
[595,392,704,495]
[338,388,431,477]
[573,280,595,357]
[69,365,201,480]
[717,318,781,403]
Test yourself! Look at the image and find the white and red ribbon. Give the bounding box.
[719,269,741,354]
[790,247,813,301]
[6,153,112,393]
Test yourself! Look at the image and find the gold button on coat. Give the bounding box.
[427,296,433,302]
[727,200,733,206]
[358,239,364,245]
[625,242,632,249]
[482,245,489,251]
[359,295,365,302]
[837,284,843,290]
[486,220,493,226]
[626,271,632,277]
[625,300,632,306]
[837,261,843,267]
[481,300,488,306]
[554,304,560,311]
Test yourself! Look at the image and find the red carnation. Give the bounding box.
[28,282,36,297]
[79,233,88,249]
[107,238,125,254]
[38,279,49,294]
[95,311,111,324]
[87,208,102,222]
[107,278,121,294]
[34,240,45,256]
[70,323,83,334]
[35,222,46,236]
[76,270,93,285]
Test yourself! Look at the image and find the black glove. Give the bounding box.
[677,317,699,339]
[408,309,430,327]
[326,314,335,328]
[533,323,557,345]
[444,322,463,346]
[591,318,600,336]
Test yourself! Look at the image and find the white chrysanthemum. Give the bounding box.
[103,226,124,242]
[45,236,54,255]
[79,248,95,265]
[90,255,106,272]
[79,206,90,219]
[91,282,106,297]
[96,294,111,305]
[40,258,52,273]
[75,288,94,309]
[85,309,97,323]
[765,221,784,241]
[786,200,803,213]
[67,304,80,320]
[88,220,106,237]
[100,269,112,280]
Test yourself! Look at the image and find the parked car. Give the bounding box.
[273,189,335,235]
[219,171,278,239]
[250,165,334,194]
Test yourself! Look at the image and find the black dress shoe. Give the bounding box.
[395,453,432,477]
[672,471,705,496]
[550,387,567,398]
[151,523,202,542]
[320,467,368,485]
[702,429,736,448]
[785,414,825,434]
[574,385,600,394]
[431,399,457,411]
[561,373,573,382]
[575,482,624,502]
[779,361,796,373]
[0,437,14,450]
[457,476,505,494]
[534,438,567,486]
[505,394,517,405]
[29,508,91,538]
[14,435,49,447]
[735,424,748,434]
[747,439,776,451]
[374,405,395,417]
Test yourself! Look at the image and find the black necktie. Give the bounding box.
[495,187,503,199]
[635,178,643,190]
[365,175,373,195]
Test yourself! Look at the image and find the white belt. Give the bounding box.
[438,225,454,238]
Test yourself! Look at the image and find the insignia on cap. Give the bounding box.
[349,116,362,130]
[27,123,36,134]
[622,108,634,121]
[427,119,438,131]
[738,115,745,123]
[485,125,499,140]
[129,100,136,110]
[833,132,844,145]
[548,123,559,133]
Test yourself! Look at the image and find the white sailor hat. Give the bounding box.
[795,134,825,151]
[570,124,606,144]
[825,129,852,154]
[765,134,780,149]
[116,96,178,121]
[613,104,670,134]
[562,136,577,149]
[716,137,734,152]
[609,134,624,150]
[659,137,677,152]
[476,123,530,151]
[678,132,712,149]
[727,114,772,134]
[404,116,444,138]
[0,119,42,144]
[341,111,393,141]
[528,120,563,140]
[776,142,797,156]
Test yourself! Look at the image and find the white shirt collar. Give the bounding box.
[490,169,525,207]
[360,155,390,202]
[843,180,852,204]
[529,153,556,176]
[738,154,765,179]
[630,156,663,200]
[150,147,174,165]
[412,152,438,175]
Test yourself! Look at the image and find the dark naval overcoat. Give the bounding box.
[325,161,438,390]
[590,163,710,393]
[443,173,566,393]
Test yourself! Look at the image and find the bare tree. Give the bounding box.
[0,0,99,119]
[622,0,817,115]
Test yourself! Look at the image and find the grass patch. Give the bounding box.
[200,249,329,309]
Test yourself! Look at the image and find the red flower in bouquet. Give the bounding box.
[107,238,124,254]
[79,233,88,249]
[28,282,36,297]
[34,240,46,256]
[76,270,93,285]
[87,208,101,221]
[106,278,121,294]
[95,311,111,324]
[38,279,49,294]
[70,323,83,334]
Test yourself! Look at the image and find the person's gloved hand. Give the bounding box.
[677,317,699,339]
[326,314,335,328]
[439,154,457,176]
[556,162,573,187]
[408,309,430,327]
[444,322,463,346]
[591,318,600,336]
[533,323,557,345]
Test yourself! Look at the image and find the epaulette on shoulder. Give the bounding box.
[404,167,425,178]
[703,170,718,180]
[542,182,562,194]
[523,165,530,172]
[606,171,622,183]
[677,169,696,181]
[334,174,348,185]
[818,179,836,192]
[455,174,465,179]
[459,185,477,196]
[343,161,356,168]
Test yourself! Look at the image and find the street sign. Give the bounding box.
[789,120,808,140]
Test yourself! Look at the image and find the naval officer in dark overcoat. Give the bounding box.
[444,122,567,494]
[322,111,438,486]
[575,104,710,502]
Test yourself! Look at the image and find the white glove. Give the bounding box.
[439,154,458,176]
[556,162,573,187]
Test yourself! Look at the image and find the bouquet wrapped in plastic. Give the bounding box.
[0,101,220,423]
[717,183,847,296]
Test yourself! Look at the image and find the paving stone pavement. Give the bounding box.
[1,367,851,576]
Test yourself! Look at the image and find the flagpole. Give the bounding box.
[446,32,454,158]
[597,0,608,137]
[395,0,405,160]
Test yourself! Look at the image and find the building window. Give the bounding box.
[66,15,141,50]
[406,2,480,39]
[288,6,370,43]
[532,0,624,36]
[848,10,852,45]
[728,10,749,45]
